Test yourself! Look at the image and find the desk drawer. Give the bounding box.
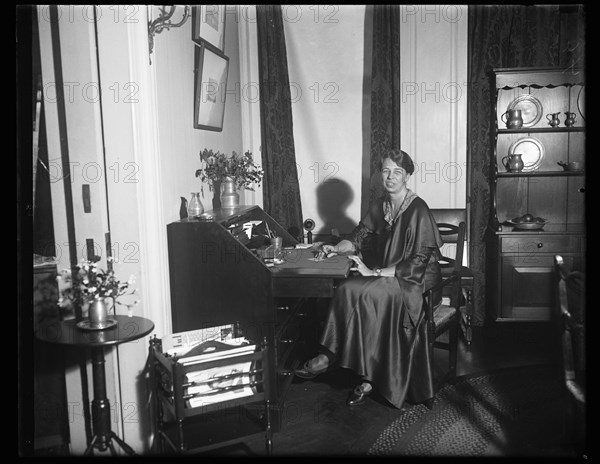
[500,234,584,254]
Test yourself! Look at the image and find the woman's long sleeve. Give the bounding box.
[344,221,371,251]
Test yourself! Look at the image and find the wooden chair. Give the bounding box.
[421,209,470,405]
[431,209,473,345]
[554,255,585,452]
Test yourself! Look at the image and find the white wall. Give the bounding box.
[284,5,366,237]
[400,5,468,208]
[284,5,468,240]
[152,5,244,222]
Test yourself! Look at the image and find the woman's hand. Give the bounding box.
[321,244,337,255]
[322,240,354,254]
[347,255,373,276]
[314,240,355,261]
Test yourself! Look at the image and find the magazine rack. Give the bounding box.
[149,334,273,455]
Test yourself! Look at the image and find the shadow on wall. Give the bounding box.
[315,178,357,239]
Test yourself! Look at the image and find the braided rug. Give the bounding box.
[368,365,572,456]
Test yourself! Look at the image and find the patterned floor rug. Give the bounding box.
[368,365,583,457]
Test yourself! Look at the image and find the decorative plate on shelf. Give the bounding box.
[577,85,585,121]
[508,137,545,171]
[507,94,543,127]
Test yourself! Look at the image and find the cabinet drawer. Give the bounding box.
[500,235,584,254]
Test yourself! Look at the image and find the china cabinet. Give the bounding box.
[486,67,585,321]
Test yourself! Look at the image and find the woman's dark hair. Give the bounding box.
[378,149,415,175]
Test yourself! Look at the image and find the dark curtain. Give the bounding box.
[256,5,303,236]
[364,4,401,213]
[468,5,585,325]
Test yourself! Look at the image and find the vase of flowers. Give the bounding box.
[57,255,140,329]
[195,149,263,209]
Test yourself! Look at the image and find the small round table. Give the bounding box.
[36,315,154,456]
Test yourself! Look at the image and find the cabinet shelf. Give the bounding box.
[494,67,584,88]
[497,170,585,178]
[497,127,585,134]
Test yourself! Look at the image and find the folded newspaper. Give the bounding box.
[182,341,257,408]
[162,323,245,357]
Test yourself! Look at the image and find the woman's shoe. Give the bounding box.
[294,360,328,379]
[346,383,372,406]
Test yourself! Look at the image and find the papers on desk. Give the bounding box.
[295,241,325,250]
[294,243,313,249]
[228,220,263,239]
[242,221,257,238]
[309,251,338,262]
[180,340,258,408]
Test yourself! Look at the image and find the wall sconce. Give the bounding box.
[148,5,191,63]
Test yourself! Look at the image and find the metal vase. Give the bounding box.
[212,179,222,209]
[220,176,239,208]
[89,297,109,327]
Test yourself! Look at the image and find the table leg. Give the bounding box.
[110,431,136,455]
[460,277,474,347]
[85,346,136,456]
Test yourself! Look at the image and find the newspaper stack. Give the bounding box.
[180,340,257,408]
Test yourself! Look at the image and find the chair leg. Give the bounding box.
[448,319,458,383]
[463,286,473,347]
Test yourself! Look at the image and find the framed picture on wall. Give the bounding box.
[192,5,226,52]
[194,43,229,131]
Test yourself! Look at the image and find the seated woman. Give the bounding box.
[295,149,443,408]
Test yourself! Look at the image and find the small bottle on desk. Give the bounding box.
[187,192,204,218]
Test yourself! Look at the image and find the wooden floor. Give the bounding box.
[209,321,561,456]
[34,321,567,457]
